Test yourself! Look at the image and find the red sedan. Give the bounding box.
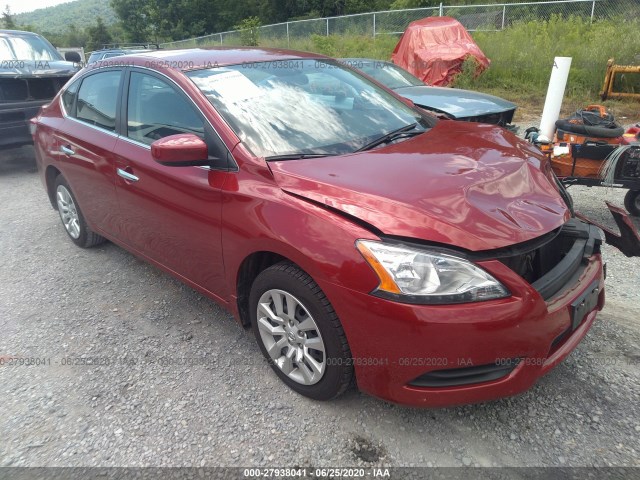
[32,48,605,407]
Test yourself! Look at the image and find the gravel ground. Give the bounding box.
[1,145,639,469]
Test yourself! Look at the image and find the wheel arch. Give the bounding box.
[225,193,382,328]
[45,165,62,209]
[235,251,290,328]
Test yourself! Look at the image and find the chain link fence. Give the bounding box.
[161,0,633,49]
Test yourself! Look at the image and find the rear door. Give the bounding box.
[54,69,123,235]
[112,68,231,297]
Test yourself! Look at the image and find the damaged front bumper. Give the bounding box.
[577,202,640,257]
[320,218,605,407]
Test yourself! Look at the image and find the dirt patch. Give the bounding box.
[348,435,386,463]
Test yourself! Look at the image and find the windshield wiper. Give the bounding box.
[355,123,423,152]
[265,153,329,161]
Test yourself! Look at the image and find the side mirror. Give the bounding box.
[65,51,82,63]
[151,134,211,167]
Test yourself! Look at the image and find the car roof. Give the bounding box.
[111,47,330,72]
[0,29,41,37]
[92,49,150,55]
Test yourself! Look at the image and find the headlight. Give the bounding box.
[356,240,510,304]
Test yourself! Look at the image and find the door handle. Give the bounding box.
[117,168,139,182]
[60,145,75,156]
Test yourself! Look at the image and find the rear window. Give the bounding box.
[62,80,80,115]
[76,71,122,131]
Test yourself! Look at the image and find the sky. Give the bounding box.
[4,0,72,15]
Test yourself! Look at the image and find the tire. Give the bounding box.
[54,175,106,248]
[249,262,353,401]
[555,119,624,139]
[624,190,640,217]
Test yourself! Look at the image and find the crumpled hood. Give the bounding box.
[269,121,569,251]
[0,60,79,77]
[394,85,516,118]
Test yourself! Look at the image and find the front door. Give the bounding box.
[112,69,229,297]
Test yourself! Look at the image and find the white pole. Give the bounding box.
[539,57,572,141]
[590,0,595,23]
[502,5,506,30]
[373,13,376,37]
[326,18,329,36]
[287,22,290,47]
[439,2,443,16]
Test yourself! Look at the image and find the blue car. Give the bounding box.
[342,58,517,130]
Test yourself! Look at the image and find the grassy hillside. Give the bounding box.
[14,0,117,34]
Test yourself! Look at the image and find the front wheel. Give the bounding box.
[249,262,353,400]
[624,189,640,217]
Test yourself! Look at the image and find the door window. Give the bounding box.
[76,70,122,131]
[127,72,205,146]
[61,79,80,116]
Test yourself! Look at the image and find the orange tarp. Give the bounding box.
[391,16,490,86]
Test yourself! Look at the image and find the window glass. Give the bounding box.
[87,52,102,64]
[76,71,121,131]
[187,59,433,158]
[356,61,424,89]
[127,72,205,146]
[62,80,80,115]
[0,34,62,61]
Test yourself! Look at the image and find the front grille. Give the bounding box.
[0,111,25,123]
[408,359,520,388]
[0,76,71,102]
[0,78,28,101]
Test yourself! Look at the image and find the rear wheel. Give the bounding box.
[54,175,105,248]
[249,262,353,400]
[624,189,640,217]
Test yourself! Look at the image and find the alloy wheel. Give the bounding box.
[256,289,326,385]
[56,185,81,239]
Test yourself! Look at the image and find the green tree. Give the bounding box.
[106,0,398,42]
[2,4,16,29]
[110,0,151,42]
[390,0,439,8]
[17,23,36,32]
[86,17,113,51]
[146,0,201,41]
[235,16,261,46]
[63,24,89,48]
